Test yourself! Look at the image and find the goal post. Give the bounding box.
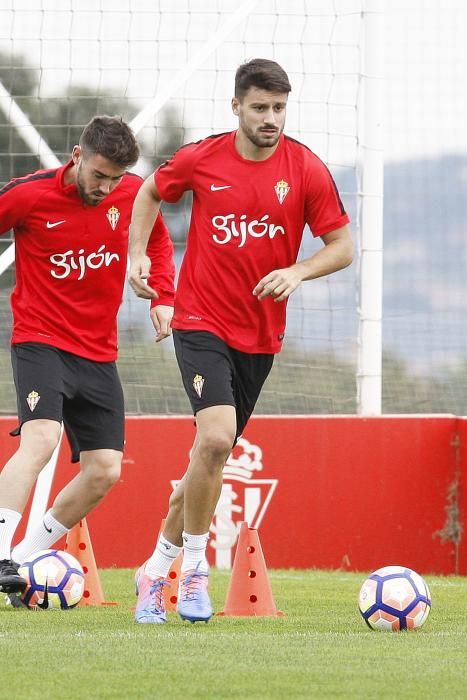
[0,0,384,420]
[357,0,385,415]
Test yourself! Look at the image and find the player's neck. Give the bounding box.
[63,161,77,186]
[234,130,280,162]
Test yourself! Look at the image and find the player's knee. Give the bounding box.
[87,454,121,496]
[104,461,121,490]
[197,430,233,468]
[88,471,119,498]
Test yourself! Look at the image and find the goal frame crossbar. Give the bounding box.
[0,0,384,538]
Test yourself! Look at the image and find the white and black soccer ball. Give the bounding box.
[358,565,431,631]
[18,549,85,610]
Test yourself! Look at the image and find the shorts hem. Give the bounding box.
[9,416,62,437]
[70,445,124,464]
[193,400,236,415]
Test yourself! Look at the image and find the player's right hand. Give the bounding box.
[128,255,159,299]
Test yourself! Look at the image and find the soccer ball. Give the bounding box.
[18,549,85,610]
[358,565,431,631]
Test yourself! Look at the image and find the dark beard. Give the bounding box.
[246,127,281,149]
[76,166,101,206]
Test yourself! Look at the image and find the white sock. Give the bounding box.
[181,531,209,574]
[144,534,182,579]
[11,509,69,564]
[0,508,22,560]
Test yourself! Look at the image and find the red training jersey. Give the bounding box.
[0,161,175,361]
[155,131,349,354]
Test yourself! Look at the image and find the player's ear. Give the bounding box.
[231,97,240,116]
[71,145,81,165]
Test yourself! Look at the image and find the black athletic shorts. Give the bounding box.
[172,330,274,440]
[10,342,124,463]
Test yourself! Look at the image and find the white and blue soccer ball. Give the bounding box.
[18,549,85,610]
[358,565,431,631]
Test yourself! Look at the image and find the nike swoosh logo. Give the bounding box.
[46,220,66,228]
[0,518,5,524]
[43,521,52,534]
[210,185,231,191]
[37,580,49,609]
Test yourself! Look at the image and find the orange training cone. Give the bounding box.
[164,552,182,611]
[218,522,284,617]
[65,518,117,607]
[157,518,182,611]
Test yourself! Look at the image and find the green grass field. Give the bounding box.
[1,569,466,700]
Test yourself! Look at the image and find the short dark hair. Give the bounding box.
[234,58,292,100]
[79,115,139,168]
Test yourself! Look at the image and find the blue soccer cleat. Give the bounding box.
[177,566,213,623]
[134,564,168,624]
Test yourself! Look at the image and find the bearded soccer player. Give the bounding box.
[128,59,353,624]
[0,116,175,601]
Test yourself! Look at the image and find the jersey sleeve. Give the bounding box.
[154,143,197,203]
[147,211,176,308]
[0,178,34,235]
[304,154,350,237]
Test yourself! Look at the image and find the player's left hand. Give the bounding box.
[150,304,174,342]
[253,268,302,302]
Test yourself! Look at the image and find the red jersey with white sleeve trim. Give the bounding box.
[0,161,175,361]
[155,131,349,354]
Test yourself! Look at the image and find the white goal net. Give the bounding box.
[0,0,383,416]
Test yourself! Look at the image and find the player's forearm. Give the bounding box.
[148,251,176,307]
[294,229,353,282]
[129,177,162,259]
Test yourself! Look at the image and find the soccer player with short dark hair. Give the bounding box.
[128,59,353,624]
[0,115,175,600]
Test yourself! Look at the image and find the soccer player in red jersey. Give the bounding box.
[128,59,353,624]
[0,116,175,599]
